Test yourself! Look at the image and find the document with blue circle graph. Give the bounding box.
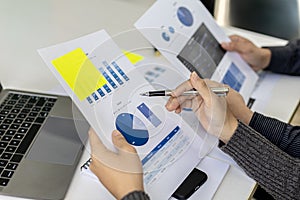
[38,29,209,199]
[135,0,259,102]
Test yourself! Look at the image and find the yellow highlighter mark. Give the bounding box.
[51,48,107,101]
[122,50,144,65]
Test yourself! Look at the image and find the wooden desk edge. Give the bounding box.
[289,100,300,126]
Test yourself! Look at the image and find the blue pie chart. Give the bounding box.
[177,7,194,27]
[115,113,149,146]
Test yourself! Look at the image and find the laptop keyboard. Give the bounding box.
[0,92,57,186]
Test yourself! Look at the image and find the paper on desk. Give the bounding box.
[135,0,258,101]
[250,71,300,122]
[191,156,230,200]
[250,71,281,113]
[37,29,219,199]
[80,155,229,200]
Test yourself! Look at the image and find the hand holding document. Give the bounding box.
[36,0,242,198]
[38,29,218,199]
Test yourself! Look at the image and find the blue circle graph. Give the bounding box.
[115,113,149,146]
[177,7,194,27]
[162,32,170,41]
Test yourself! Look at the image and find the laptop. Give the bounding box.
[0,82,89,200]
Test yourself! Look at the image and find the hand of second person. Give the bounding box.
[221,35,271,72]
[165,72,238,143]
[225,86,254,125]
[89,129,144,200]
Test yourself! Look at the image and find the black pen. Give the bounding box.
[140,87,229,97]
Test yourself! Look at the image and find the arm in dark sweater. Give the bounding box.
[121,191,150,200]
[222,122,300,200]
[266,39,300,75]
[249,112,300,158]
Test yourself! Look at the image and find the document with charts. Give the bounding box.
[135,0,259,101]
[37,30,216,199]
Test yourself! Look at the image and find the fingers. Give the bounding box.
[221,35,245,53]
[171,79,193,97]
[166,72,212,113]
[89,128,117,169]
[204,78,226,88]
[111,131,142,174]
[165,95,195,112]
[165,79,194,112]
[111,130,136,154]
[190,72,211,103]
[89,128,108,155]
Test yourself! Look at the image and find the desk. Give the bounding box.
[0,1,299,199]
[290,101,300,126]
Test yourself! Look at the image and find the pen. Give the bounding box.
[140,87,229,97]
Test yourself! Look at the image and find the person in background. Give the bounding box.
[89,72,300,200]
[221,35,300,75]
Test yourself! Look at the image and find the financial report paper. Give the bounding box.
[37,30,216,199]
[135,0,258,101]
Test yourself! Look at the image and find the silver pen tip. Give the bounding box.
[140,92,148,96]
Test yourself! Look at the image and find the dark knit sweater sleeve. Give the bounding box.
[121,191,150,200]
[221,122,300,200]
[265,39,300,75]
[249,112,300,158]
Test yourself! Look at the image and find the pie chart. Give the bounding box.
[115,113,149,146]
[177,7,194,27]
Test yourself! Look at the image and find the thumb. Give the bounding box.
[89,128,107,154]
[190,72,211,102]
[221,35,243,53]
[112,130,137,154]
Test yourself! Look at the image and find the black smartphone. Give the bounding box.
[171,168,208,199]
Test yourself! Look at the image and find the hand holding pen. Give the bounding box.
[164,72,237,141]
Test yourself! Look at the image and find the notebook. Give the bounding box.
[0,82,89,199]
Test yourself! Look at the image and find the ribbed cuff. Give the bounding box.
[121,191,150,200]
[265,46,291,73]
[249,112,286,147]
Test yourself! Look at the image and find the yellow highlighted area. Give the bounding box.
[51,48,107,101]
[122,50,144,65]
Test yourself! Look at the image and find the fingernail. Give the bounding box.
[221,42,227,47]
[191,71,198,81]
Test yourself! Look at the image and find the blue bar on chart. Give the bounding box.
[86,61,129,104]
[107,65,124,85]
[137,103,162,127]
[111,61,130,81]
[92,92,99,101]
[97,88,105,97]
[102,61,109,67]
[102,84,111,93]
[86,97,93,104]
[103,61,124,85]
[99,67,117,89]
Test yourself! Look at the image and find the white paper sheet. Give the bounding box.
[250,71,281,113]
[80,155,229,200]
[37,30,223,199]
[134,0,258,101]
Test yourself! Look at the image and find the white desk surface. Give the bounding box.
[1,1,299,199]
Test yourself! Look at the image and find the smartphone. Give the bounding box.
[171,168,208,199]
